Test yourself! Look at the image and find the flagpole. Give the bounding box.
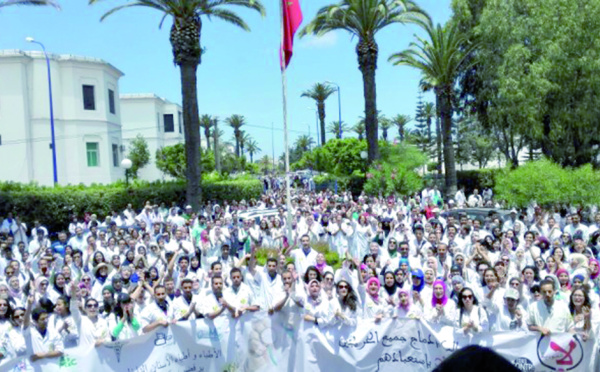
[280,0,293,243]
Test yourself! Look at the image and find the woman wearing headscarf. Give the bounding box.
[425,279,455,326]
[301,279,333,327]
[7,276,25,308]
[556,268,572,302]
[381,271,399,306]
[395,289,422,319]
[362,277,388,322]
[449,275,465,305]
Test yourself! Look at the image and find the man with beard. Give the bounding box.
[173,279,201,320]
[141,285,174,333]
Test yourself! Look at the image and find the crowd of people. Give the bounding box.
[0,185,599,365]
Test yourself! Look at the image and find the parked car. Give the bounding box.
[441,208,513,223]
[237,208,280,224]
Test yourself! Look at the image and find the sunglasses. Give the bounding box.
[338,285,348,289]
[462,294,473,300]
[86,304,99,309]
[82,278,91,282]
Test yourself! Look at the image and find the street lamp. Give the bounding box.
[325,81,342,138]
[26,37,58,185]
[121,158,132,186]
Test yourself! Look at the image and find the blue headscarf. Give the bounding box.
[411,269,425,292]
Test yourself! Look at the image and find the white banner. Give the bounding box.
[1,314,598,372]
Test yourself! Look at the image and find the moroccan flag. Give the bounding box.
[281,0,303,69]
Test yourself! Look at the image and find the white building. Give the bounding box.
[0,50,125,185]
[120,94,184,181]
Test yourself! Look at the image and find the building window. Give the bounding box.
[108,89,116,114]
[86,142,99,167]
[112,144,119,167]
[178,112,183,134]
[163,114,174,133]
[83,85,95,110]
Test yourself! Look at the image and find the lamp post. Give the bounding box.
[26,37,57,185]
[121,158,132,186]
[325,81,342,138]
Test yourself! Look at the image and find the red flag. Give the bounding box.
[281,0,303,69]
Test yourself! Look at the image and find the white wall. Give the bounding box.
[120,94,184,182]
[0,50,124,185]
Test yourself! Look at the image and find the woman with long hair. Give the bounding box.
[333,280,360,326]
[456,287,488,334]
[568,288,597,341]
[110,293,141,341]
[50,296,78,348]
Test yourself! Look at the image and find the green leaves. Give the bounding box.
[128,134,151,179]
[494,159,600,207]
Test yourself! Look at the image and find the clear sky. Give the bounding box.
[1,0,452,161]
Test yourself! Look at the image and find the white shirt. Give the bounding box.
[140,301,175,328]
[290,248,318,276]
[223,282,257,310]
[527,299,573,333]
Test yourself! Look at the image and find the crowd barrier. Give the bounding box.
[1,312,598,372]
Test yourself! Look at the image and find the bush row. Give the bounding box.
[0,179,263,234]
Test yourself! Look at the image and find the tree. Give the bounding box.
[90,0,265,210]
[413,93,432,155]
[225,114,246,158]
[328,121,349,140]
[300,0,430,163]
[301,83,336,145]
[245,139,260,163]
[0,0,59,8]
[294,135,315,152]
[353,121,365,140]
[258,155,273,173]
[200,114,213,151]
[389,20,476,196]
[239,131,251,159]
[127,134,150,178]
[379,116,392,141]
[390,114,411,142]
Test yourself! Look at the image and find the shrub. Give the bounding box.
[494,159,600,207]
[0,178,262,234]
[363,144,426,197]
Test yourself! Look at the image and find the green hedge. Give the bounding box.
[0,179,262,234]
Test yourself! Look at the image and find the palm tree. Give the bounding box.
[422,102,442,174]
[353,121,365,140]
[90,0,265,210]
[258,155,273,173]
[390,114,410,142]
[245,139,260,163]
[301,83,336,145]
[0,0,59,8]
[300,0,429,163]
[225,114,246,158]
[328,121,349,139]
[295,135,315,152]
[379,116,392,141]
[199,114,213,151]
[389,20,477,195]
[239,131,251,158]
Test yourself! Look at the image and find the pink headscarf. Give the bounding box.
[431,279,448,307]
[590,258,600,280]
[556,268,571,289]
[366,277,381,302]
[398,289,412,310]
